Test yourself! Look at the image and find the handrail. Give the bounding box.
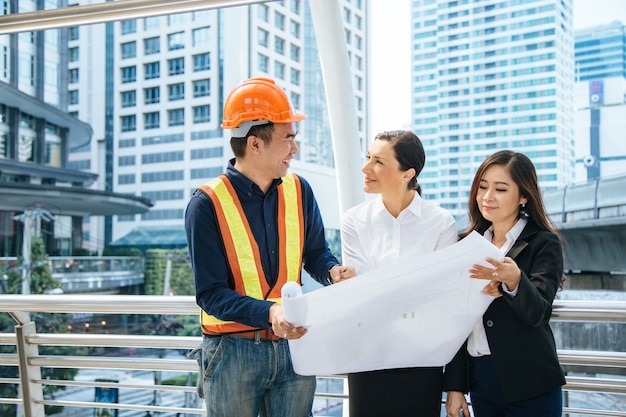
[0,0,262,34]
[0,294,623,317]
[0,295,624,416]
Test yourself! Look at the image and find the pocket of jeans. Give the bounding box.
[187,343,204,399]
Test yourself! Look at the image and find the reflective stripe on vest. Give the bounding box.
[197,173,304,334]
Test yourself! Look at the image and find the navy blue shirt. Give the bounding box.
[185,160,339,329]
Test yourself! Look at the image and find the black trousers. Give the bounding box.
[348,366,443,417]
[470,355,562,417]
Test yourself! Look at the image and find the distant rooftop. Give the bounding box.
[111,226,187,249]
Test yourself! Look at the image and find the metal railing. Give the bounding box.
[0,295,624,416]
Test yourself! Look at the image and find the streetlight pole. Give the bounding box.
[21,212,32,295]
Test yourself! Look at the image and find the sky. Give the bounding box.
[369,0,626,135]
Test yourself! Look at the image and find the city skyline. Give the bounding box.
[370,0,626,135]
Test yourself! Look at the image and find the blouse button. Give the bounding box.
[486,320,494,328]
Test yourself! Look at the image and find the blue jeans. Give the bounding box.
[200,334,315,417]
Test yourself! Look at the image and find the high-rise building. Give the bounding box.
[68,1,368,252]
[410,0,576,217]
[575,21,626,82]
[573,22,626,182]
[0,0,150,258]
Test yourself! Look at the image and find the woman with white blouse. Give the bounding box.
[341,130,458,417]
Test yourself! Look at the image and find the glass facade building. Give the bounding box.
[410,0,576,217]
[67,1,368,249]
[575,21,626,82]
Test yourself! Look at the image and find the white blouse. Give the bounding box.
[467,218,528,357]
[340,193,458,275]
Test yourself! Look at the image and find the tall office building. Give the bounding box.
[573,22,626,182]
[0,1,150,258]
[410,0,576,217]
[67,1,368,251]
[575,21,626,82]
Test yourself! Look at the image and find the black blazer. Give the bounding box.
[443,221,566,403]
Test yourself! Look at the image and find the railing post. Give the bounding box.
[15,320,45,417]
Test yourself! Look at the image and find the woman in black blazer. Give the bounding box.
[443,150,565,417]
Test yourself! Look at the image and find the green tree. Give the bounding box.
[0,237,85,416]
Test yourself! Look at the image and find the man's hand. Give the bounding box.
[329,265,356,283]
[269,303,307,340]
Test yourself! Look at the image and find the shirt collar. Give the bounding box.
[372,191,424,218]
[226,158,282,196]
[485,218,528,253]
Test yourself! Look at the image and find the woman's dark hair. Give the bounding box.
[230,123,275,158]
[460,150,557,238]
[374,130,425,195]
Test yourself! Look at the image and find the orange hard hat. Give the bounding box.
[221,77,306,136]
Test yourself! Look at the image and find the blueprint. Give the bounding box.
[282,231,502,376]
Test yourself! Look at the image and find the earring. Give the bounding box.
[519,203,529,218]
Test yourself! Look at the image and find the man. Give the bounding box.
[185,77,355,417]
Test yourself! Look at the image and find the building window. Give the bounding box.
[191,167,222,180]
[290,92,300,110]
[69,68,79,83]
[258,4,269,22]
[121,19,136,34]
[144,112,160,129]
[258,29,269,47]
[1,46,6,78]
[290,44,300,62]
[141,209,184,221]
[69,26,79,40]
[193,27,210,46]
[168,32,184,50]
[193,105,210,123]
[258,54,268,73]
[144,17,160,30]
[69,90,78,105]
[168,13,185,26]
[144,62,160,80]
[290,68,300,85]
[118,174,136,185]
[121,90,136,108]
[291,0,300,14]
[121,66,136,83]
[275,12,285,30]
[144,37,160,55]
[118,155,136,166]
[275,37,285,55]
[121,41,136,59]
[168,83,185,101]
[69,47,79,62]
[168,108,185,126]
[144,87,160,104]
[193,79,210,97]
[121,115,136,132]
[168,57,185,75]
[193,53,210,71]
[275,62,285,80]
[290,20,300,38]
[119,138,136,148]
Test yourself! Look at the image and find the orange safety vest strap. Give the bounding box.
[196,174,304,334]
[277,173,305,285]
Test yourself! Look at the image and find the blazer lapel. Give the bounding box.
[506,240,527,259]
[505,221,539,259]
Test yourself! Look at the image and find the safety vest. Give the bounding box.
[196,173,305,335]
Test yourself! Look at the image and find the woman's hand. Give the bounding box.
[470,256,522,294]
